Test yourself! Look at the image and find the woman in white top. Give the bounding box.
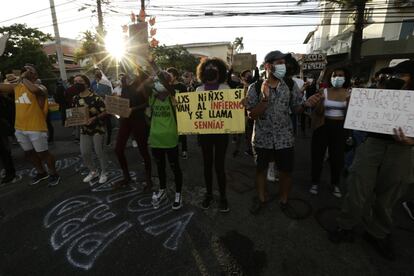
[307,68,351,198]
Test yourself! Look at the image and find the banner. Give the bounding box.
[175,89,245,135]
[64,106,89,127]
[105,96,131,118]
[344,88,414,137]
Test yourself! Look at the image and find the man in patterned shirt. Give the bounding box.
[246,50,317,215]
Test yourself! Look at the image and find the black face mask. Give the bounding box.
[203,69,218,82]
[74,83,86,92]
[245,75,253,84]
[384,78,406,90]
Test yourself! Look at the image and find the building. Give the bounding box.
[177,42,233,64]
[304,0,414,79]
[43,37,83,78]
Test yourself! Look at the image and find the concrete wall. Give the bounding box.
[184,44,232,63]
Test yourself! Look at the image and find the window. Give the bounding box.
[400,20,414,39]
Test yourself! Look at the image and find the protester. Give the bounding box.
[182,71,197,92]
[167,67,189,159]
[329,60,414,261]
[246,50,312,215]
[0,65,60,186]
[196,57,233,212]
[306,67,351,198]
[0,74,17,184]
[113,71,152,190]
[54,78,67,126]
[71,74,108,184]
[142,66,183,210]
[64,76,80,142]
[92,69,114,146]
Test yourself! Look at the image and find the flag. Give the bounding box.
[0,33,9,56]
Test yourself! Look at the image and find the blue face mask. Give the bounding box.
[272,64,286,79]
[331,76,345,88]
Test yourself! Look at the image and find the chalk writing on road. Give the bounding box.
[44,190,194,270]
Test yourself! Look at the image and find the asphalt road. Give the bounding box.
[0,122,413,276]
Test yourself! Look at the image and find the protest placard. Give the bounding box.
[301,54,327,71]
[175,89,245,135]
[105,96,131,118]
[344,88,414,137]
[232,53,257,73]
[64,106,89,127]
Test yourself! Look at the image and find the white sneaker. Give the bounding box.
[182,151,188,159]
[332,186,342,198]
[309,184,318,195]
[267,162,275,182]
[132,140,138,148]
[99,172,108,184]
[83,171,99,183]
[172,193,182,210]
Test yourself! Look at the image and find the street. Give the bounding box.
[0,122,413,276]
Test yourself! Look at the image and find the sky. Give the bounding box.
[0,0,321,63]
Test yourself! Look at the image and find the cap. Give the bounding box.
[392,60,414,75]
[264,50,291,63]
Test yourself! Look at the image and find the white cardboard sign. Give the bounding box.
[344,88,414,137]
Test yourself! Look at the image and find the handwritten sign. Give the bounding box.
[105,96,131,118]
[175,89,245,135]
[301,54,327,71]
[65,106,89,127]
[344,88,414,137]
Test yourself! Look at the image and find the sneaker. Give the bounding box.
[83,171,99,183]
[267,162,275,182]
[1,174,16,185]
[402,201,414,221]
[328,227,355,243]
[362,232,395,261]
[172,193,182,210]
[309,184,318,195]
[332,186,342,198]
[153,189,167,203]
[132,140,138,148]
[201,194,213,210]
[48,174,61,187]
[98,172,108,184]
[249,199,267,215]
[31,172,49,185]
[219,198,230,213]
[182,151,188,159]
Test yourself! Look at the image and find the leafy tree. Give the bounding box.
[74,30,107,71]
[0,24,54,79]
[150,45,199,73]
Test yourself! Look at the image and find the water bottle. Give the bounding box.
[152,192,159,209]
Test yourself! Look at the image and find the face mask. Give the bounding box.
[203,69,218,82]
[74,83,86,92]
[272,64,286,79]
[153,80,167,93]
[331,77,345,88]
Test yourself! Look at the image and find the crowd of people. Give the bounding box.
[0,52,413,261]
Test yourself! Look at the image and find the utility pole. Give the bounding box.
[49,0,67,81]
[97,0,104,36]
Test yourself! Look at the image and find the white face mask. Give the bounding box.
[153,79,167,93]
[331,76,345,88]
[271,64,286,79]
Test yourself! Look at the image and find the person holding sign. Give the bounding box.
[143,69,183,210]
[329,60,414,261]
[113,71,152,190]
[246,51,308,215]
[196,57,231,213]
[71,75,108,185]
[306,67,352,198]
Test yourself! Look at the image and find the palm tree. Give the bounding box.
[299,0,368,74]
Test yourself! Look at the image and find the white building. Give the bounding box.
[177,42,233,64]
[304,0,414,77]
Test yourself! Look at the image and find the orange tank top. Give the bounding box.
[14,83,48,132]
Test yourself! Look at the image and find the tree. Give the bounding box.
[232,37,244,53]
[150,45,199,73]
[0,24,54,79]
[298,0,368,74]
[74,30,108,71]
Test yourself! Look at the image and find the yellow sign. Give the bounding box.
[175,89,245,135]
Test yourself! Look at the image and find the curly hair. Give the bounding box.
[196,57,228,84]
[74,74,91,88]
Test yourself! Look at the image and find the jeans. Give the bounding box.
[80,133,107,173]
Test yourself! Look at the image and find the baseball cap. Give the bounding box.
[264,50,291,63]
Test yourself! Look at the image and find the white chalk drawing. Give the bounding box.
[145,212,194,251]
[50,204,116,250]
[44,192,194,270]
[66,221,132,270]
[90,170,140,192]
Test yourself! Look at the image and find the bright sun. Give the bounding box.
[105,30,125,60]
